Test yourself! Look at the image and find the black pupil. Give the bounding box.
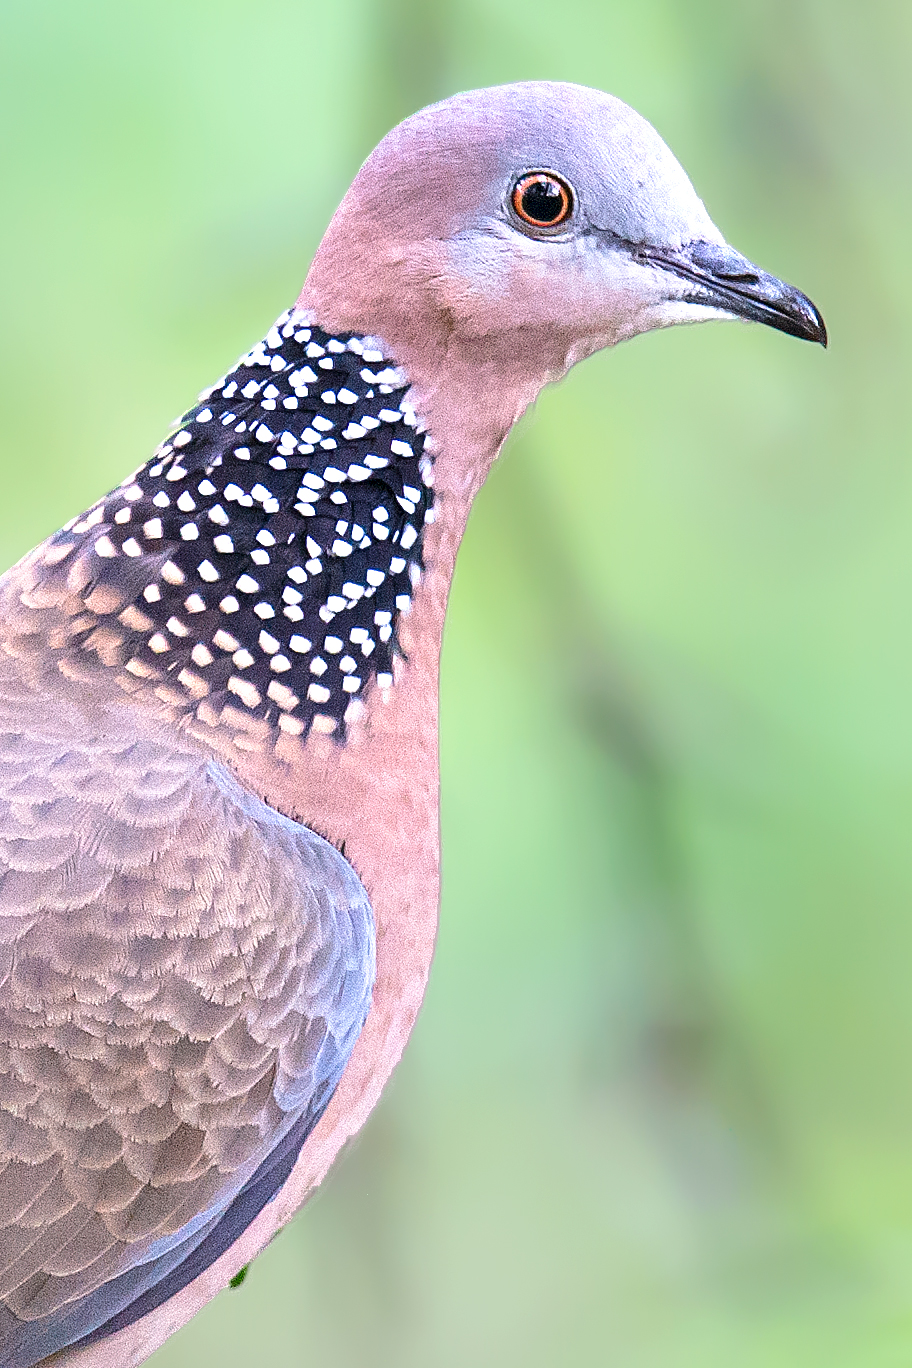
[521,178,564,223]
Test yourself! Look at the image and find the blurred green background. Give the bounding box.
[1,1,910,1364]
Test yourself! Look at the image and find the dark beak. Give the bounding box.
[637,239,827,347]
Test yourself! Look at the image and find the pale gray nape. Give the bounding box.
[394,84,720,248]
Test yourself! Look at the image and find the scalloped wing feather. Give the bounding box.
[0,665,374,1367]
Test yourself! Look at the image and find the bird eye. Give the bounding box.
[510,172,574,231]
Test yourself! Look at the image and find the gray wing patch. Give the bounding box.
[0,677,374,1368]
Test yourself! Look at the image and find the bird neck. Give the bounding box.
[4,302,543,847]
[299,237,579,509]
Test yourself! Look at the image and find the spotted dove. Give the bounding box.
[0,81,825,1368]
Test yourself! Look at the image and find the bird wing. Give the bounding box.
[0,665,374,1366]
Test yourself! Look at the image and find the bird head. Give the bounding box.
[299,81,825,477]
[303,82,824,380]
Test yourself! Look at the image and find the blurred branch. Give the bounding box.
[497,449,793,1212]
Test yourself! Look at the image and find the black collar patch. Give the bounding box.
[46,309,434,741]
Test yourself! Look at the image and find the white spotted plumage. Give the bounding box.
[37,310,434,740]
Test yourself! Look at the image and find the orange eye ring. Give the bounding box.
[510,172,574,230]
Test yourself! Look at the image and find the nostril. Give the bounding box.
[688,239,758,281]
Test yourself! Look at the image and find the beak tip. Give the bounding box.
[805,300,828,349]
